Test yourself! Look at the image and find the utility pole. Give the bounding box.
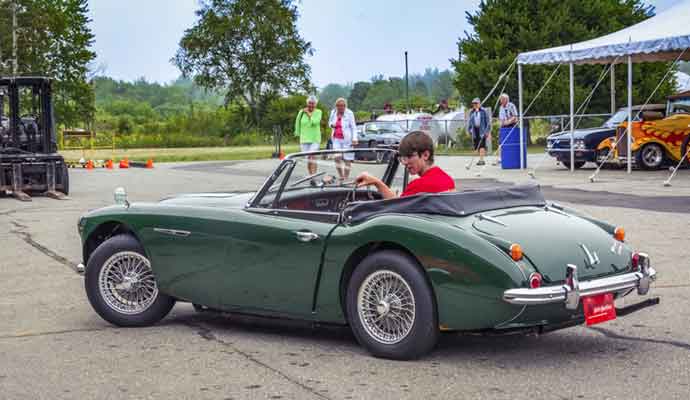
[404,51,409,113]
[12,0,18,75]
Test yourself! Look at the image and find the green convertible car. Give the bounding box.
[77,149,658,360]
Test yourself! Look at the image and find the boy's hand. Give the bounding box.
[355,172,379,188]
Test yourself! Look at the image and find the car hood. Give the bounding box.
[158,192,254,208]
[471,207,633,282]
[548,127,615,141]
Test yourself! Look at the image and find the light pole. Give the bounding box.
[12,0,18,75]
[404,51,409,113]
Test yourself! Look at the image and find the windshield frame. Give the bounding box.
[246,148,400,210]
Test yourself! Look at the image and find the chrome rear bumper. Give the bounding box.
[503,253,656,310]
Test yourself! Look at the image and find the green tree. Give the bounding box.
[318,83,352,110]
[452,0,675,116]
[0,0,96,127]
[173,0,314,127]
[347,81,371,111]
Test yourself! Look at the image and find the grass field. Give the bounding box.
[60,144,546,163]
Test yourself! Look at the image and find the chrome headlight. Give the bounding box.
[573,140,586,150]
[546,140,554,149]
[77,217,86,235]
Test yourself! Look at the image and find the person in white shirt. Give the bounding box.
[496,93,518,164]
[329,98,358,179]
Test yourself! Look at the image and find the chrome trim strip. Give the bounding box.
[153,228,191,237]
[545,204,570,217]
[477,213,507,227]
[503,267,657,306]
[580,243,600,266]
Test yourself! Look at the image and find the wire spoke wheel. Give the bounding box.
[357,270,416,345]
[98,251,159,315]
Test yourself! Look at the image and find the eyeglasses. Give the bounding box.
[397,153,419,163]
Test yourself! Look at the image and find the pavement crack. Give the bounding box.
[589,326,690,351]
[184,320,331,400]
[9,220,78,272]
[0,327,107,340]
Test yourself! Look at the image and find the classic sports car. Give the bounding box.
[77,149,658,360]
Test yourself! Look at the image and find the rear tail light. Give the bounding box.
[510,244,523,261]
[529,272,542,288]
[614,227,625,242]
[631,252,640,271]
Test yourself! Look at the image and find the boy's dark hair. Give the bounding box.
[399,131,434,163]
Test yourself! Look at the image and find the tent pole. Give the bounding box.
[518,64,524,169]
[627,56,632,174]
[569,63,575,172]
[610,64,616,114]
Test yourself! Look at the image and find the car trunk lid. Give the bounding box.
[471,207,632,282]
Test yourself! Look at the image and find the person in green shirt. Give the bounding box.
[294,95,322,175]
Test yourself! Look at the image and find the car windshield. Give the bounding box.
[668,98,690,114]
[256,150,397,207]
[603,110,630,127]
[365,122,405,134]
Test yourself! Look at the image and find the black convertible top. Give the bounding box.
[343,184,545,223]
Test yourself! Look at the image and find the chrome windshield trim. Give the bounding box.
[503,267,656,306]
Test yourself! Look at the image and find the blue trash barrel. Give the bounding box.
[500,126,527,169]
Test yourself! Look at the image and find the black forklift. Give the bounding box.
[0,76,68,201]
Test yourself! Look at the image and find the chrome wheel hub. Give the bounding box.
[642,145,663,167]
[98,251,158,315]
[357,270,416,345]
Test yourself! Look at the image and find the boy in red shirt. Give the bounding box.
[355,131,455,199]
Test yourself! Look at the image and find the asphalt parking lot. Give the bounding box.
[1,155,689,400]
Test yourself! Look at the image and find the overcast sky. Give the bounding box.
[88,0,682,88]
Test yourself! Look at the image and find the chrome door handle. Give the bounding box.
[153,228,191,237]
[295,231,319,242]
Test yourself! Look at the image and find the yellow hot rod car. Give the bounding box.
[599,91,690,169]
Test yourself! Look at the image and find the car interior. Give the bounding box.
[258,184,383,213]
[252,153,396,215]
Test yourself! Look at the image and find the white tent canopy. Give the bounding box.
[518,2,690,65]
[512,1,690,173]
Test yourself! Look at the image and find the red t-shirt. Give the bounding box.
[333,115,344,139]
[401,166,455,197]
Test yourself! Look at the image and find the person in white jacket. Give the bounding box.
[329,98,358,180]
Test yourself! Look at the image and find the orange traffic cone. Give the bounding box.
[86,160,94,170]
[105,159,114,169]
[119,158,129,169]
[145,159,154,169]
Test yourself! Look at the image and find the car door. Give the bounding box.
[219,208,338,318]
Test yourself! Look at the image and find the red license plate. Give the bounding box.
[582,293,616,326]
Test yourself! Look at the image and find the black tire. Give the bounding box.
[346,250,438,360]
[635,143,665,170]
[561,160,586,169]
[85,234,175,327]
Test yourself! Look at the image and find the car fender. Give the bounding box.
[596,137,614,151]
[313,214,526,330]
[632,137,672,155]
